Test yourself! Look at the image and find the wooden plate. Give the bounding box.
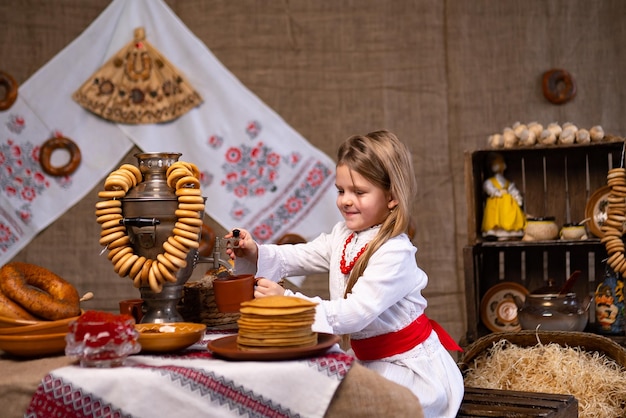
[208,333,340,361]
[0,332,67,357]
[0,315,39,328]
[584,185,613,238]
[0,315,80,335]
[135,322,206,353]
[480,282,529,333]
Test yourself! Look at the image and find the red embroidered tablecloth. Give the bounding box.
[24,335,353,418]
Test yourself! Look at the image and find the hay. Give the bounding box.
[463,338,626,418]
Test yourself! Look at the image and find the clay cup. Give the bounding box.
[119,298,144,323]
[213,274,255,313]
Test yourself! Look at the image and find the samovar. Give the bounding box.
[119,152,232,323]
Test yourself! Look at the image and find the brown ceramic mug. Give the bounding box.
[213,274,255,313]
[119,298,144,323]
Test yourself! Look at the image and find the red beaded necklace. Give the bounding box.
[340,233,368,275]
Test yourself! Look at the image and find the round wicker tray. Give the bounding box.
[459,330,626,371]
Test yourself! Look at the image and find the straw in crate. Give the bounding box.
[459,330,626,418]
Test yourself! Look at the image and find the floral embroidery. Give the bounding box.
[250,160,333,243]
[0,139,52,225]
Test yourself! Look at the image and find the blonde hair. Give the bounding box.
[337,130,417,297]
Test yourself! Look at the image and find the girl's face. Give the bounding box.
[335,164,397,232]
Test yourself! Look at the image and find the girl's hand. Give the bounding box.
[254,278,285,297]
[224,228,258,263]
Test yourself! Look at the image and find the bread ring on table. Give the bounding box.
[0,286,38,320]
[0,70,18,111]
[0,262,80,320]
[39,136,81,177]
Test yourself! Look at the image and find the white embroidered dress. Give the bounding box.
[244,222,464,418]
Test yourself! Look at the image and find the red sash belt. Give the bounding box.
[350,313,463,361]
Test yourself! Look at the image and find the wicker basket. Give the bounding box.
[459,330,626,372]
[177,268,240,329]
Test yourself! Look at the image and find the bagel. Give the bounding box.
[0,262,80,320]
[39,136,82,177]
[542,69,576,105]
[0,70,18,111]
[97,159,205,292]
[0,287,38,320]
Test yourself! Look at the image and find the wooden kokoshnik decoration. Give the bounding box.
[73,27,202,124]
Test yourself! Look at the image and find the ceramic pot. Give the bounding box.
[522,217,559,241]
[213,274,255,313]
[560,224,587,240]
[517,292,589,332]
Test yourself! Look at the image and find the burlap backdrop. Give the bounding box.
[2,0,626,343]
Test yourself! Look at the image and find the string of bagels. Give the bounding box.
[603,165,626,276]
[96,161,204,293]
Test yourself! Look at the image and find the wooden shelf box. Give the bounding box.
[463,140,625,345]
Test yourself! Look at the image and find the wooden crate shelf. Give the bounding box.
[463,141,626,345]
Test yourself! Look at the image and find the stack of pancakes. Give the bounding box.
[237,295,318,350]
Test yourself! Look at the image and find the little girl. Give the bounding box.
[226,130,464,417]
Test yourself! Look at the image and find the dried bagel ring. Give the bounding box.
[174,234,200,249]
[178,195,205,204]
[163,252,187,269]
[129,255,146,279]
[173,227,200,241]
[98,190,126,199]
[39,136,81,177]
[178,203,205,212]
[174,221,201,234]
[117,254,139,277]
[177,217,204,227]
[176,175,201,190]
[148,263,163,293]
[95,207,123,217]
[97,159,204,292]
[542,68,576,105]
[119,164,142,185]
[163,240,187,260]
[96,199,122,209]
[175,209,201,219]
[0,70,18,111]
[167,235,188,252]
[175,187,202,196]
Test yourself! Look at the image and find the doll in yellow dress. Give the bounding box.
[481,152,526,239]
